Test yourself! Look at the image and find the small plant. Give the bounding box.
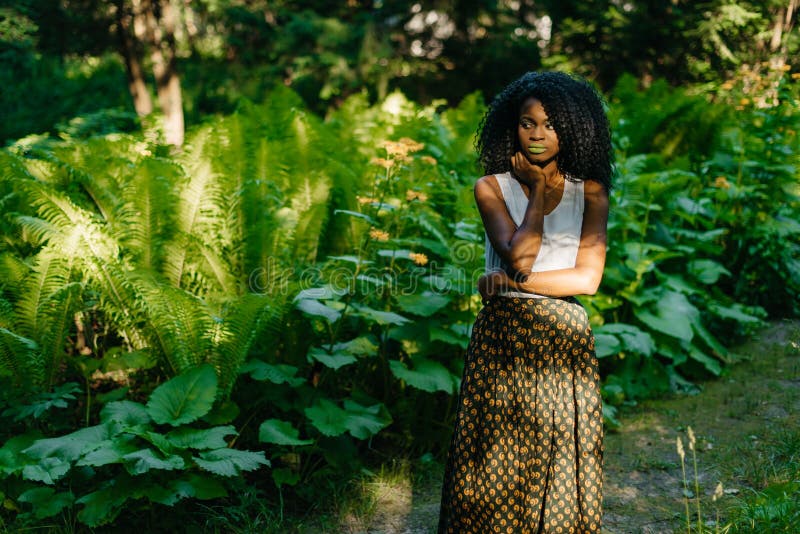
[676,427,733,533]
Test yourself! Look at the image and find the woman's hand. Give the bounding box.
[478,271,509,304]
[511,151,546,189]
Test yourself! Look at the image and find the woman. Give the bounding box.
[438,71,613,534]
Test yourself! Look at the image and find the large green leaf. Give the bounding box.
[307,346,357,370]
[100,400,151,426]
[23,424,111,462]
[595,323,656,357]
[239,360,305,386]
[333,209,376,224]
[295,299,342,323]
[168,474,228,502]
[593,333,621,358]
[340,400,392,439]
[429,324,469,349]
[633,291,696,341]
[122,448,185,475]
[304,399,349,437]
[351,304,410,325]
[259,419,314,446]
[331,335,378,356]
[18,487,74,519]
[194,448,270,477]
[21,457,71,484]
[76,478,138,527]
[305,398,392,439]
[707,302,766,325]
[691,319,728,360]
[0,433,41,476]
[394,292,452,317]
[76,436,140,467]
[389,358,456,393]
[687,259,730,284]
[687,344,722,375]
[165,426,236,450]
[146,364,218,426]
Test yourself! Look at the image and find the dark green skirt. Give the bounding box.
[438,295,603,534]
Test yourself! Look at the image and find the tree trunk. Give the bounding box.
[142,0,184,147]
[770,0,798,52]
[115,0,153,116]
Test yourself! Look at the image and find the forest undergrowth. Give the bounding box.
[0,66,798,530]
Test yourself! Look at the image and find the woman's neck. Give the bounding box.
[528,160,561,190]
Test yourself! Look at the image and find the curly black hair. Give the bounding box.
[476,71,614,191]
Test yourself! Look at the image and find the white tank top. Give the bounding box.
[484,172,584,298]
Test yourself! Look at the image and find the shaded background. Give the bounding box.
[2,0,797,143]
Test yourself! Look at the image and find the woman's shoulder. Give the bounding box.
[475,173,504,198]
[582,178,608,201]
[476,171,512,188]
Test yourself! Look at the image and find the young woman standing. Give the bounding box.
[438,71,613,534]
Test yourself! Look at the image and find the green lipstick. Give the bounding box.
[528,144,546,154]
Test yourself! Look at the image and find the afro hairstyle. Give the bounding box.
[476,71,614,191]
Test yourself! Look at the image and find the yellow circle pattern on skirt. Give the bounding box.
[438,295,603,534]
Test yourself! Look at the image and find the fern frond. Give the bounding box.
[0,150,34,179]
[89,262,151,351]
[0,327,43,389]
[0,253,32,301]
[0,296,14,329]
[15,247,75,339]
[37,282,82,387]
[288,170,332,263]
[212,293,289,398]
[186,234,240,297]
[117,157,181,270]
[162,134,224,288]
[138,281,214,375]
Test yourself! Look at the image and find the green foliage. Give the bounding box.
[0,71,798,529]
[146,364,218,426]
[0,366,267,527]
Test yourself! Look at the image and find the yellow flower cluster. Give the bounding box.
[369,228,389,242]
[382,137,425,157]
[713,176,731,189]
[370,157,394,169]
[421,155,438,165]
[409,252,428,266]
[357,196,377,204]
[406,189,429,202]
[731,62,794,108]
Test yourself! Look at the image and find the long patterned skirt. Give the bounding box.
[438,295,603,534]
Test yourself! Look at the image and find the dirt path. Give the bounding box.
[328,320,800,533]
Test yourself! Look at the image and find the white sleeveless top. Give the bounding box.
[484,172,584,298]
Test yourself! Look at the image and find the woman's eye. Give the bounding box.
[520,120,533,128]
[545,122,554,130]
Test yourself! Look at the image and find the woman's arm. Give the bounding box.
[474,154,547,278]
[482,179,609,297]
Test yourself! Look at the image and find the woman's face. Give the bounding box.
[517,97,559,163]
